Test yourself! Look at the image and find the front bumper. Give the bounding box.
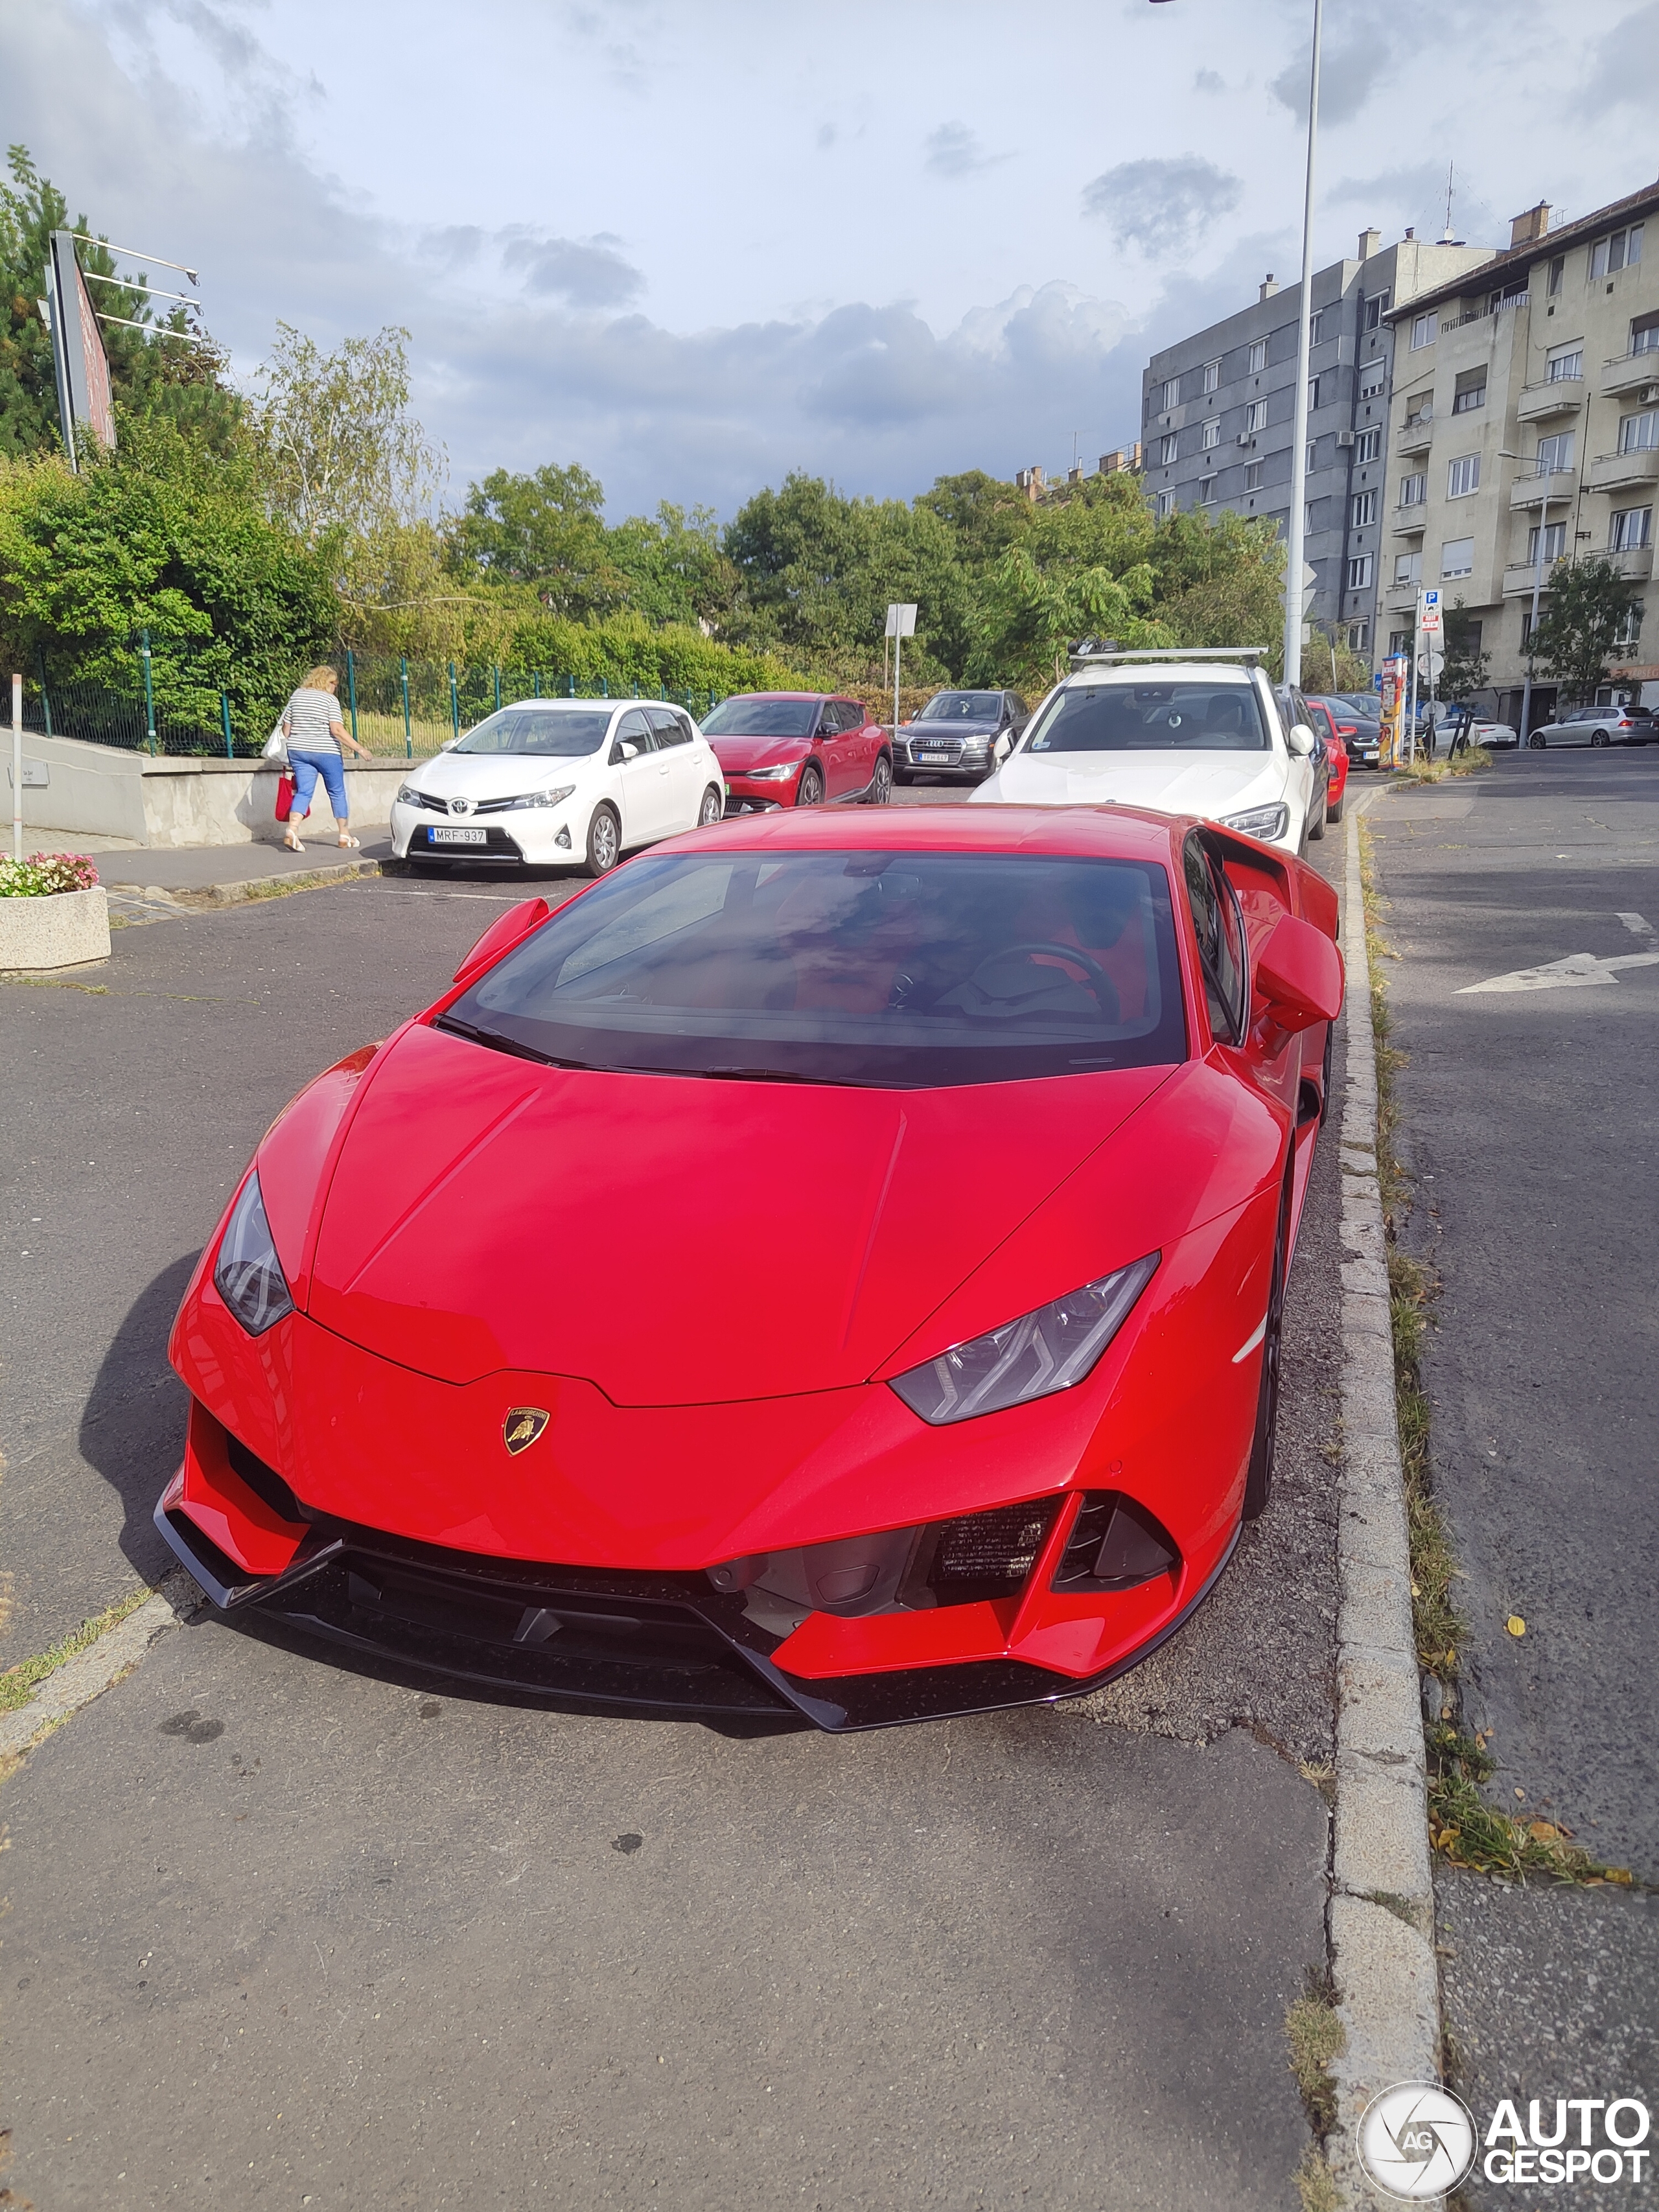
[899,739,995,778]
[391,802,577,862]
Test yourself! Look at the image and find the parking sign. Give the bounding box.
[1419,588,1443,636]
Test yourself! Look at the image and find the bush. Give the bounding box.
[0,852,100,896]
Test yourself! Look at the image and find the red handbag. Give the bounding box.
[274,772,310,820]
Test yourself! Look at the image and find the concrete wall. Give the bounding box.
[7,731,414,847]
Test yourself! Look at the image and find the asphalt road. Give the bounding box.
[1367,749,1659,2200]
[1,792,1348,2209]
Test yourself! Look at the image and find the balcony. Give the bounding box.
[1395,415,1433,457]
[1608,542,1655,581]
[1587,447,1659,496]
[1509,466,1577,511]
[1517,375,1584,423]
[1391,505,1427,536]
[1503,560,1558,598]
[1383,579,1423,611]
[1601,351,1659,401]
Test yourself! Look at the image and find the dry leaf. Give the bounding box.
[1505,1615,1526,1636]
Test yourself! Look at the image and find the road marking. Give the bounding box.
[1458,948,1659,994]
[1617,912,1653,937]
[1231,1314,1268,1363]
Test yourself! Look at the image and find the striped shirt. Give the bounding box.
[283,686,343,756]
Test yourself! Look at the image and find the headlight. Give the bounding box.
[397,783,441,809]
[743,760,802,780]
[1221,802,1290,842]
[502,785,575,811]
[213,1172,294,1337]
[890,1253,1159,1426]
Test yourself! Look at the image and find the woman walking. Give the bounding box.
[278,665,373,852]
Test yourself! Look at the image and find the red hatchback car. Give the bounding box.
[702,692,893,811]
[157,804,1341,1731]
[1301,698,1354,823]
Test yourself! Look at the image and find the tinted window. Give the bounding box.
[618,710,654,750]
[1183,835,1247,1044]
[701,698,820,738]
[831,701,863,734]
[455,709,612,757]
[646,706,691,746]
[917,692,1004,722]
[1026,682,1269,755]
[443,850,1187,1089]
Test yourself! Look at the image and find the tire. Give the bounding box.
[1242,1169,1294,1522]
[866,753,893,806]
[796,763,825,808]
[1327,789,1345,826]
[583,804,620,876]
[1591,730,1609,747]
[1529,733,1546,749]
[697,784,724,827]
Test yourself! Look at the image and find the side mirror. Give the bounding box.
[620,741,640,762]
[440,737,460,752]
[993,734,1013,763]
[452,897,551,986]
[1255,914,1344,1034]
[1288,723,1317,758]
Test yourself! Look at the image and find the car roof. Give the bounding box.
[499,697,629,713]
[1067,660,1255,688]
[719,690,830,702]
[654,800,1189,868]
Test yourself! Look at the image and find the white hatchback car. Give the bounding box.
[391,699,726,875]
[970,653,1321,856]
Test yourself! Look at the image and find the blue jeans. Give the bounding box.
[288,750,349,821]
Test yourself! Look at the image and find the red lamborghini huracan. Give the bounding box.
[157,803,1342,1730]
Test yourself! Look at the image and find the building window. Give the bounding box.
[1160,432,1179,465]
[1161,378,1180,412]
[1248,338,1267,375]
[1441,537,1475,578]
[1548,256,1564,297]
[1537,430,1577,472]
[1410,311,1438,349]
[1618,409,1659,454]
[1201,358,1220,394]
[1244,461,1264,491]
[1526,521,1567,565]
[1359,360,1386,397]
[1399,472,1426,507]
[1347,553,1375,589]
[1456,620,1483,655]
[1352,489,1378,528]
[1199,476,1216,504]
[1305,502,1320,535]
[1155,490,1174,518]
[1546,342,1583,382]
[1590,224,1644,278]
[1309,309,1325,346]
[1447,454,1481,498]
[1307,375,1323,412]
[1521,608,1540,649]
[1364,290,1390,331]
[1346,620,1369,651]
[1201,417,1220,449]
[1609,506,1652,552]
[1394,551,1422,587]
[1246,399,1269,433]
[1631,312,1659,356]
[1357,428,1381,463]
[1389,629,1413,656]
[1452,371,1487,413]
[1404,391,1433,430]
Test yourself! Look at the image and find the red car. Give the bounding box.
[1301,697,1354,822]
[702,692,893,811]
[156,804,1342,1731]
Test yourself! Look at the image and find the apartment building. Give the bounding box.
[1376,180,1659,726]
[1141,231,1495,654]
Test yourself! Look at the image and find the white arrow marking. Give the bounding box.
[1459,948,1659,993]
[1617,911,1654,938]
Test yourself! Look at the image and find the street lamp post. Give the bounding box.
[1150,0,1323,684]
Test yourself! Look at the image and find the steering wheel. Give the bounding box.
[969,940,1110,992]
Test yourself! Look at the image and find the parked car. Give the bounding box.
[154,798,1342,1729]
[972,652,1324,856]
[1424,704,1517,751]
[1328,695,1384,769]
[1301,699,1352,822]
[894,688,1030,784]
[1527,704,1658,749]
[390,699,725,877]
[701,693,892,809]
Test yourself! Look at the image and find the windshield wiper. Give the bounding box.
[434,1014,593,1069]
[687,1065,893,1089]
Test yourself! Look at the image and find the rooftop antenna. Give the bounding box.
[1440,163,1456,244]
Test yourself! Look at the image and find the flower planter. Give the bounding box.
[0,884,111,970]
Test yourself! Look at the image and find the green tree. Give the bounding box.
[248,322,443,548]
[1439,598,1491,702]
[977,545,1169,692]
[445,460,617,618]
[605,502,737,631]
[1531,556,1644,705]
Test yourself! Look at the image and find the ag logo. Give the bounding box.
[1357,2082,1477,2200]
[502,1407,550,1456]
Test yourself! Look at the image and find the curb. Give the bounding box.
[1327,804,1443,2206]
[0,1569,201,1767]
[107,854,381,907]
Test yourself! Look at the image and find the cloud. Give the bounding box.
[924,122,1008,180]
[1082,156,1243,257]
[1192,68,1224,93]
[1270,30,1380,126]
[500,229,644,309]
[1577,1,1659,110]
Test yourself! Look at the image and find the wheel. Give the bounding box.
[697,784,724,827]
[1327,790,1345,826]
[1591,730,1609,747]
[796,763,824,808]
[1242,1172,1292,1521]
[583,804,620,876]
[865,753,893,806]
[1528,732,1546,749]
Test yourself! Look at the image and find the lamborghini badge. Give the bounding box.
[503,1407,550,1455]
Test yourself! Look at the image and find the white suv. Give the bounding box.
[970,650,1321,856]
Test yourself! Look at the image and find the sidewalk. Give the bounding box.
[102,833,394,895]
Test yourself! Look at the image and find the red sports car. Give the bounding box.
[702,692,893,811]
[157,804,1342,1730]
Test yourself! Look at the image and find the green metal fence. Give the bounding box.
[21,637,729,761]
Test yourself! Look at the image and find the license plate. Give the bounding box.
[917,751,949,762]
[431,826,487,845]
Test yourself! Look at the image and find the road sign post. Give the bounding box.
[885,603,917,743]
[11,673,21,861]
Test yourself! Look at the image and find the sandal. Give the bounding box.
[283,832,305,853]
[337,832,361,849]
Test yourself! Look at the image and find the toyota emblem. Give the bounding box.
[450,796,471,816]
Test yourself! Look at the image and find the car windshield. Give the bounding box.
[1338,695,1382,716]
[917,692,1002,721]
[454,709,612,757]
[701,698,819,738]
[1025,681,1269,754]
[441,850,1187,1088]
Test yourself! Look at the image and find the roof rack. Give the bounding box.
[1067,644,1271,668]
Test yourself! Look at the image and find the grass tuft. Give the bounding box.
[1286,1968,1345,2137]
[0,1589,151,1714]
[1294,2145,1343,2212]
[1389,742,1492,786]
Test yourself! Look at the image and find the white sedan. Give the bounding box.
[391,699,726,874]
[970,655,1319,856]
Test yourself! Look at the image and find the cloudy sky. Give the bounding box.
[6,0,1658,518]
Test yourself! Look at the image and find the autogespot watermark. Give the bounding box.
[1356,2084,1652,2198]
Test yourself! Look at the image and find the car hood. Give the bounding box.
[405,751,604,798]
[301,1021,1175,1404]
[974,751,1284,815]
[706,735,811,771]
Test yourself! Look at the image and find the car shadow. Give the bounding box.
[78,1252,198,1589]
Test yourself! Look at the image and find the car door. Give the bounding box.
[841,699,880,793]
[609,709,666,844]
[1282,688,1318,837]
[645,706,702,826]
[817,699,859,799]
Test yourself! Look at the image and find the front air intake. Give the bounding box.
[1051,1493,1179,1592]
